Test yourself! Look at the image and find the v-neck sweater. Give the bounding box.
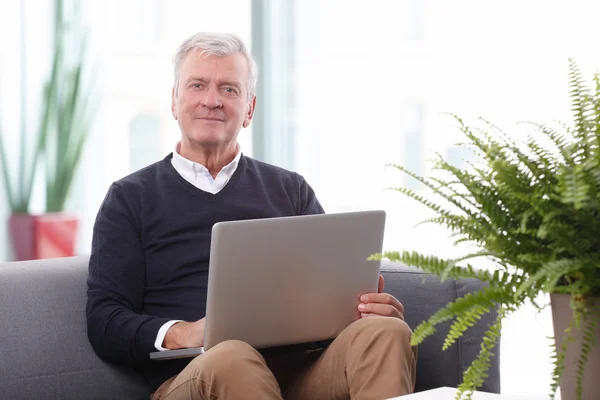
[86,153,324,390]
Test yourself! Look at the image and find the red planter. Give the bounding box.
[8,213,79,261]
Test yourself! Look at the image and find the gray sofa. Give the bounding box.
[0,256,500,399]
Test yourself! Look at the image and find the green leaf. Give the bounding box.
[44,0,96,212]
[23,42,62,210]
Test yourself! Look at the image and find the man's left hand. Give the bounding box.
[358,274,405,320]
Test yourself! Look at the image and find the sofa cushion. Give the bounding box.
[0,256,151,400]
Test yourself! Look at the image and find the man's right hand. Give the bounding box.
[162,318,206,350]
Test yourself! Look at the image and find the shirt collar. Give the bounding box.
[172,141,242,176]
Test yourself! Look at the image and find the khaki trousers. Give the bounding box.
[152,317,417,400]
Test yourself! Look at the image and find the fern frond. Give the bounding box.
[376,251,450,277]
[516,259,586,298]
[390,163,479,217]
[451,114,505,165]
[413,216,444,229]
[414,215,488,245]
[549,330,569,400]
[411,286,514,346]
[435,158,519,235]
[575,305,600,399]
[443,304,490,350]
[454,237,471,246]
[429,175,481,211]
[376,251,498,284]
[592,72,600,152]
[568,58,596,149]
[389,187,455,217]
[441,250,498,281]
[524,133,560,172]
[455,307,505,400]
[525,121,574,165]
[480,117,548,180]
[558,163,591,210]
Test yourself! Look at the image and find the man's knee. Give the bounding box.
[157,340,280,399]
[342,317,417,367]
[187,340,265,378]
[349,316,412,340]
[342,317,413,352]
[350,317,417,361]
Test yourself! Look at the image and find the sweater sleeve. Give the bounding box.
[86,183,171,364]
[297,175,325,215]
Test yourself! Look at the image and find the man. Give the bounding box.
[86,32,416,400]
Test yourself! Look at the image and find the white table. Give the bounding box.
[388,387,549,400]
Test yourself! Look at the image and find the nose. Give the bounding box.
[201,87,222,109]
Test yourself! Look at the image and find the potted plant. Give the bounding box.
[372,60,599,400]
[0,0,94,260]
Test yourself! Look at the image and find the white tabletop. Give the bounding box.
[388,387,549,400]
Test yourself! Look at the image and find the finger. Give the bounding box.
[361,313,380,318]
[378,274,385,293]
[358,302,403,319]
[360,293,404,316]
[360,312,403,320]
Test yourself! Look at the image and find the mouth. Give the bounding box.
[196,117,224,122]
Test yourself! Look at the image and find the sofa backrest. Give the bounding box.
[0,256,500,399]
[0,256,151,400]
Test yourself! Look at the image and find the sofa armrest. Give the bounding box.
[380,260,500,393]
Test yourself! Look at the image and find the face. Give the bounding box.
[171,50,255,148]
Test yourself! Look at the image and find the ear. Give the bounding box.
[242,96,257,128]
[378,274,385,293]
[171,87,178,120]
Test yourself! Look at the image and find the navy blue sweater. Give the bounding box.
[86,153,324,390]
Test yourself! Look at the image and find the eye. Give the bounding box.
[191,83,203,89]
[224,87,238,95]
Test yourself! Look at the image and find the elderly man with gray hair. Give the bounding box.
[86,32,416,400]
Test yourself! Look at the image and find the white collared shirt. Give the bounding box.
[154,142,242,351]
[171,142,242,194]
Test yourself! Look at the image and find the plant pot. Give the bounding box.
[8,213,79,261]
[551,293,600,400]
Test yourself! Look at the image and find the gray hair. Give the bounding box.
[172,32,258,100]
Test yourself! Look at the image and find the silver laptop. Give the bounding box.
[150,210,385,361]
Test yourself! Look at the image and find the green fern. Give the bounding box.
[376,60,600,400]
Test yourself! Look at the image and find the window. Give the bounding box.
[129,114,162,173]
[402,101,425,190]
[288,1,600,396]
